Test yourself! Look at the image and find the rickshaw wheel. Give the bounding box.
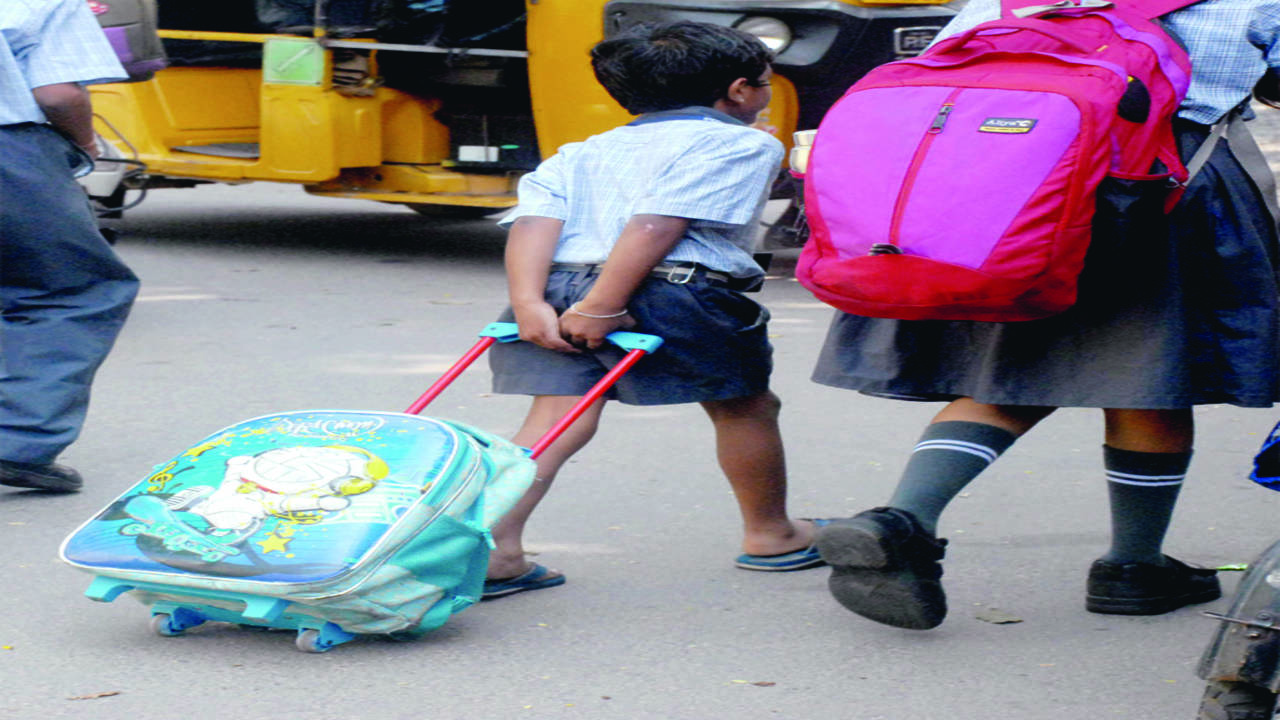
[404,204,496,220]
[1198,680,1278,719]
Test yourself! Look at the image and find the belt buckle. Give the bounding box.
[663,263,697,285]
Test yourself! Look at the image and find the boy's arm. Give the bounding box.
[560,214,688,349]
[506,216,579,352]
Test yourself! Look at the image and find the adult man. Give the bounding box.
[0,0,139,493]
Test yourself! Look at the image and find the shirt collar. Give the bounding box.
[630,105,746,127]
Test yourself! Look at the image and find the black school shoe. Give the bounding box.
[1086,555,1221,615]
[0,460,83,493]
[815,507,949,630]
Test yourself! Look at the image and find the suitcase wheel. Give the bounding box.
[294,622,355,653]
[295,629,325,653]
[149,608,205,637]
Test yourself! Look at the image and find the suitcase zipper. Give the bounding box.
[302,443,488,600]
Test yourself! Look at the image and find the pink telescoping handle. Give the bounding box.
[403,322,664,460]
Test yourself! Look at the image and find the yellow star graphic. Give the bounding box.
[256,533,291,554]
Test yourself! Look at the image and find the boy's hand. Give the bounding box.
[513,302,579,353]
[560,309,636,350]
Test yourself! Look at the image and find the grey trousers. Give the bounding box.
[0,124,139,464]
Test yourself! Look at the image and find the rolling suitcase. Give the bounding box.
[59,322,661,652]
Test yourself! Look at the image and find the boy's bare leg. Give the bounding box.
[487,395,606,580]
[701,391,813,556]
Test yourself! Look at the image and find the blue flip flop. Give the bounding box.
[482,563,566,600]
[734,519,833,572]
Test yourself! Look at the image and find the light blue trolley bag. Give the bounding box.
[59,323,662,652]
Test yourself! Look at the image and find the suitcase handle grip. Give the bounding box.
[403,322,663,441]
[477,321,663,353]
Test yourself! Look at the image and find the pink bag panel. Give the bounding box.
[807,86,953,261]
[901,89,1083,270]
[810,86,1082,270]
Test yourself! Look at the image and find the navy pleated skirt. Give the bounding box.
[811,116,1280,409]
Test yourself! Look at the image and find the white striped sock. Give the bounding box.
[1106,470,1185,488]
[913,439,999,464]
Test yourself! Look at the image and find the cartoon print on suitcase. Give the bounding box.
[59,324,663,652]
[63,411,473,584]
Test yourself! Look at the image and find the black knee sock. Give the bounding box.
[1102,445,1191,565]
[888,421,1019,535]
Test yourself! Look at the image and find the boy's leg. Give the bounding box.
[487,395,606,580]
[816,398,1051,629]
[700,390,814,556]
[1086,408,1219,614]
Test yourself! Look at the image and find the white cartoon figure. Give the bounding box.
[164,445,388,541]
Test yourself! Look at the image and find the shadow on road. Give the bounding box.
[105,205,508,263]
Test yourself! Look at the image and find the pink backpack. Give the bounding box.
[796,0,1201,322]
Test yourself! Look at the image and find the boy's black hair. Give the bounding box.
[590,21,773,114]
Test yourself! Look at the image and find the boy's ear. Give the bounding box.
[725,77,751,104]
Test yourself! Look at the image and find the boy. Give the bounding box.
[482,21,823,599]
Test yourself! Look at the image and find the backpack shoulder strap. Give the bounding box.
[1000,0,1203,20]
[1123,0,1205,19]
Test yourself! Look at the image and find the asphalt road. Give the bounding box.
[5,112,1280,719]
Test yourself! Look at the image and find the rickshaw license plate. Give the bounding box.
[894,26,942,56]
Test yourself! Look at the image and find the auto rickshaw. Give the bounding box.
[87,0,960,229]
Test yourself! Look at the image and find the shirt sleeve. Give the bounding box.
[932,0,999,43]
[631,130,784,226]
[497,149,569,228]
[22,0,126,89]
[1251,1,1280,70]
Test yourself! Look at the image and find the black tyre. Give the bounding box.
[404,203,497,220]
[96,185,128,220]
[760,196,809,249]
[1199,680,1278,720]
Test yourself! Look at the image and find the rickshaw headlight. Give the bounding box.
[734,16,792,55]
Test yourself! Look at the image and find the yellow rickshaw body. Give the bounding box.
[90,0,950,213]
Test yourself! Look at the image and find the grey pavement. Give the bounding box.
[4,111,1280,719]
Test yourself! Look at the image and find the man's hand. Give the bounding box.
[513,301,579,353]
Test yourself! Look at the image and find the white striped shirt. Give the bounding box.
[0,0,126,125]
[499,106,785,278]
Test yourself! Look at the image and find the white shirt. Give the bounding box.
[500,106,785,278]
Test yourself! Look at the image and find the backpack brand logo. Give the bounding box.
[978,117,1037,134]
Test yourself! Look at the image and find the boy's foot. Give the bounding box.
[815,507,948,630]
[482,563,566,601]
[1086,555,1221,615]
[734,518,832,571]
[0,460,83,493]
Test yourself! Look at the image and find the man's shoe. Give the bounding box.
[815,507,948,630]
[0,460,83,493]
[1086,555,1221,615]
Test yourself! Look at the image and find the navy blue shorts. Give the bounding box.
[489,270,773,405]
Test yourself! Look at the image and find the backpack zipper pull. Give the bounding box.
[929,103,954,133]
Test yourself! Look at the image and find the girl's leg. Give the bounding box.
[486,395,606,580]
[701,390,814,556]
[1087,407,1219,615]
[1099,408,1193,565]
[817,397,1053,630]
[888,398,1054,534]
